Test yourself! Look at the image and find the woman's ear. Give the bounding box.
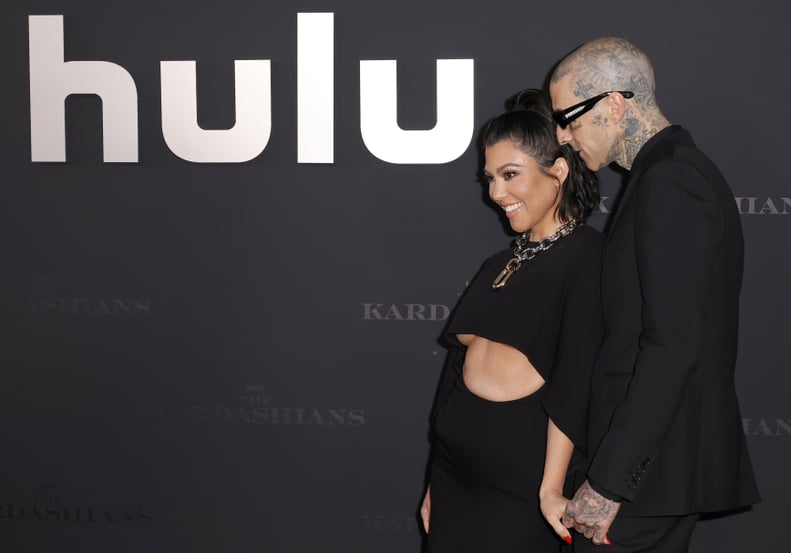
[549,157,569,186]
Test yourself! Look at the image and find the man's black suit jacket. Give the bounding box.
[586,126,760,516]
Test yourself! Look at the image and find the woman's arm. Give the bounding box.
[420,484,431,533]
[539,418,574,544]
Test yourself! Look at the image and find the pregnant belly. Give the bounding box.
[456,334,545,401]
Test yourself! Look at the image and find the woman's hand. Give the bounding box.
[420,485,431,533]
[540,488,572,544]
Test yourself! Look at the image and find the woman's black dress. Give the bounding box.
[426,226,604,553]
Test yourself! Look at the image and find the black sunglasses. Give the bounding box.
[552,90,634,129]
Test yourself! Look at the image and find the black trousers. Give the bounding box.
[571,514,700,553]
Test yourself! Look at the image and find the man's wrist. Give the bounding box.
[588,478,623,503]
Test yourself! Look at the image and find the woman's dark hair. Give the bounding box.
[480,88,599,223]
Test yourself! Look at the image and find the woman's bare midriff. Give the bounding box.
[456,333,545,402]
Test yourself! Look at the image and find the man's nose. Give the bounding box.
[556,125,571,146]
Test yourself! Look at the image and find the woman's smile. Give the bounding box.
[502,201,524,217]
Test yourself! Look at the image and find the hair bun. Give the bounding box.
[506,88,549,113]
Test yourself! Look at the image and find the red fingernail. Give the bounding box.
[605,537,612,545]
[563,535,572,544]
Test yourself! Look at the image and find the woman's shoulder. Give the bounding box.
[559,225,603,270]
[566,224,603,252]
[572,224,604,244]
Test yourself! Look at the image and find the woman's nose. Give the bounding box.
[489,178,506,200]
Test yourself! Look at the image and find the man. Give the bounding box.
[548,37,760,552]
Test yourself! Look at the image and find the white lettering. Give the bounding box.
[297,13,334,163]
[29,14,477,165]
[28,15,138,162]
[160,59,271,163]
[360,59,474,164]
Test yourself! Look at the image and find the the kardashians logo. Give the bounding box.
[0,276,150,317]
[734,197,791,215]
[594,195,788,216]
[362,303,450,321]
[0,484,152,525]
[742,418,791,436]
[148,384,365,426]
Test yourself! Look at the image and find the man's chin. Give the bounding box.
[586,157,608,172]
[582,159,600,172]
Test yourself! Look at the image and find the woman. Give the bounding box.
[421,89,603,552]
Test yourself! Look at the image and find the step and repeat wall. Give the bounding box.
[1,1,787,552]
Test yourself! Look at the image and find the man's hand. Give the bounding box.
[562,480,620,545]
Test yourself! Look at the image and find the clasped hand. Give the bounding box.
[561,480,620,545]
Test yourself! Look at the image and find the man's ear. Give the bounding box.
[608,91,630,122]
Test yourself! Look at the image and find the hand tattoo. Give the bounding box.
[564,480,621,544]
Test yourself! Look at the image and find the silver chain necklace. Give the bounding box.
[492,218,580,290]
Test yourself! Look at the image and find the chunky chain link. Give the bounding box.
[492,218,580,290]
[513,218,579,262]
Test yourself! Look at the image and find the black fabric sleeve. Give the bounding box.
[588,478,624,502]
[540,239,603,454]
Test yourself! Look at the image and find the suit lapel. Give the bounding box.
[605,173,640,243]
[603,126,685,244]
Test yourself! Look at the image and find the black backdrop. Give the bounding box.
[1,1,788,552]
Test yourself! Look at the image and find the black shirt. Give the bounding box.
[444,225,604,452]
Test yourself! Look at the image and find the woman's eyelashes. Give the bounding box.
[484,170,518,183]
